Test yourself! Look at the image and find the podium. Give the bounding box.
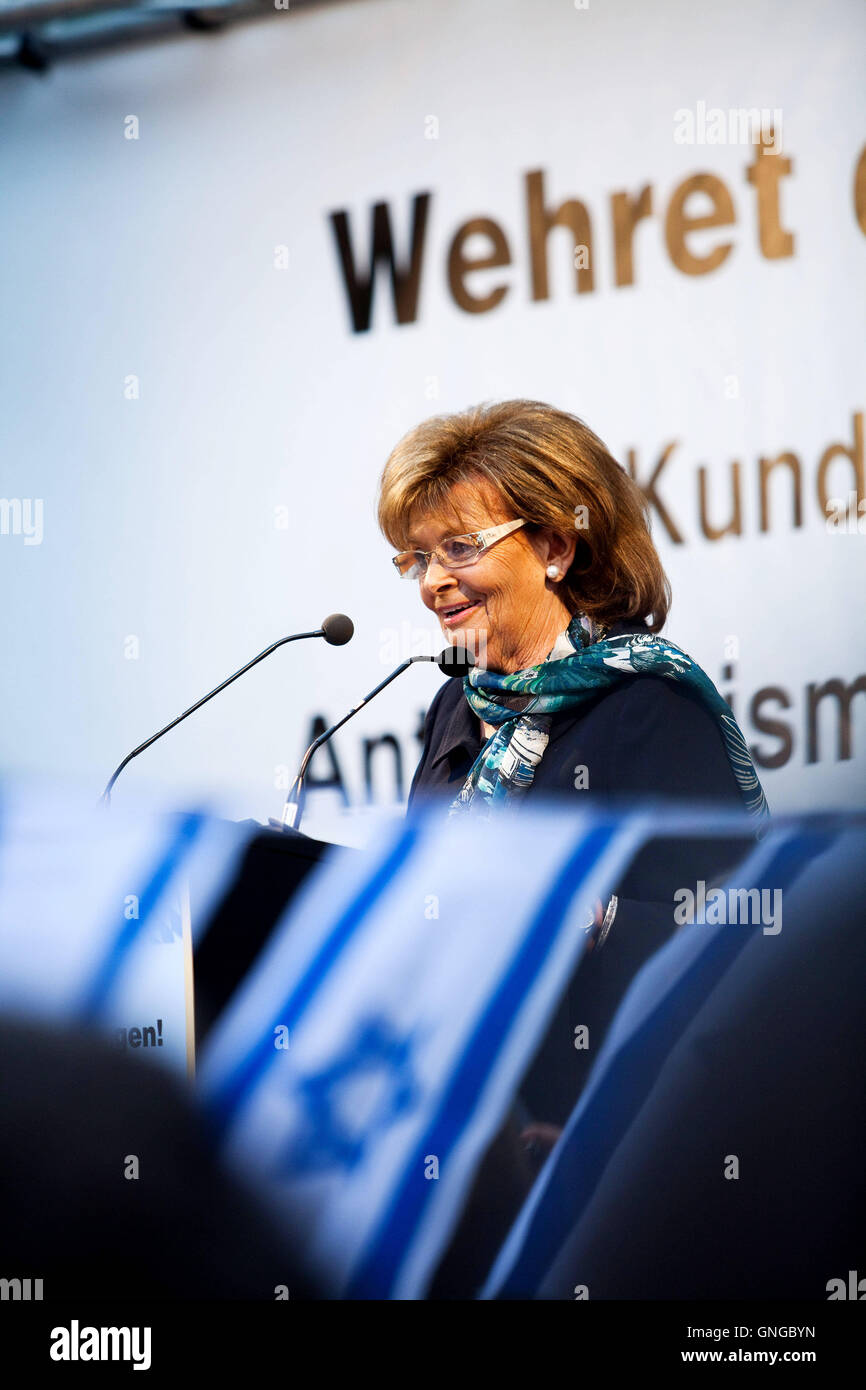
[192,825,356,1049]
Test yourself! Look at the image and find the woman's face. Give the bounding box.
[407,479,576,673]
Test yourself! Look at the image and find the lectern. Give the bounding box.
[193,825,354,1049]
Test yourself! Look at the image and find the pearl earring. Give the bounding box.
[546,564,560,579]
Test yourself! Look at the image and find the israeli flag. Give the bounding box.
[0,779,255,1072]
[198,800,657,1298]
[479,811,853,1299]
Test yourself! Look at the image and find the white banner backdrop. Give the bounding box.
[0,0,864,842]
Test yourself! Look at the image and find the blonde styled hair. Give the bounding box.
[376,398,671,631]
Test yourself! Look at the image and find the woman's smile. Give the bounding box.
[438,598,485,628]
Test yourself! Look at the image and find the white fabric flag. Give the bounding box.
[198,799,657,1298]
[0,779,255,1073]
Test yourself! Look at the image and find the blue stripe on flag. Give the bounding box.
[207,816,425,1137]
[486,826,834,1298]
[78,810,206,1019]
[345,818,621,1298]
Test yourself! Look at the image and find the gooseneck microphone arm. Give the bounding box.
[278,643,475,832]
[101,613,354,804]
[279,656,426,830]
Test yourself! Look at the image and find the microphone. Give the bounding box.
[321,613,354,646]
[101,614,354,803]
[276,641,475,831]
[434,641,477,678]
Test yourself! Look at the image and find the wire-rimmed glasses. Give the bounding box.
[392,518,527,580]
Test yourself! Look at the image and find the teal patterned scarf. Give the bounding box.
[449,614,770,824]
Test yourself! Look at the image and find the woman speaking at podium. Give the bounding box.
[375,401,771,1285]
[377,397,768,832]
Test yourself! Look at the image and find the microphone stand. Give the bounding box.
[276,644,476,833]
[277,655,435,831]
[101,629,326,804]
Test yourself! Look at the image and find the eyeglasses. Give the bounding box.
[392,518,527,580]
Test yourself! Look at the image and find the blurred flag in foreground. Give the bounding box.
[0,779,255,1074]
[481,813,865,1299]
[198,798,774,1298]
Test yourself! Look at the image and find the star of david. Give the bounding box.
[276,1015,423,1176]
